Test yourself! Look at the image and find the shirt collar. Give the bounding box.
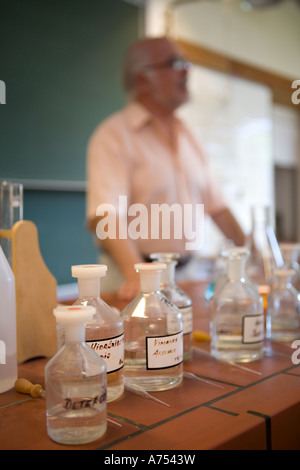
[125,101,153,131]
[124,100,183,132]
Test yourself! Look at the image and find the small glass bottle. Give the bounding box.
[149,252,193,361]
[121,263,183,391]
[266,268,300,343]
[210,248,264,363]
[45,305,107,445]
[214,247,259,296]
[71,264,124,403]
[279,243,300,291]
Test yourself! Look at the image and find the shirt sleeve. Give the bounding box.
[86,117,131,224]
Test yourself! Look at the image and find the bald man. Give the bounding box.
[86,37,245,299]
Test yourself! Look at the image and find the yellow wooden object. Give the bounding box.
[15,378,45,398]
[0,220,57,363]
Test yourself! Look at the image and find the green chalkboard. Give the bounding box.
[0,0,139,182]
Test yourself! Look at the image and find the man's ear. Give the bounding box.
[135,71,151,94]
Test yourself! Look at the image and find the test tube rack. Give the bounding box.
[0,220,57,363]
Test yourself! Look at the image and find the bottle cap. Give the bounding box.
[222,247,250,258]
[149,252,180,263]
[273,268,295,277]
[53,305,96,324]
[134,262,166,271]
[71,264,107,279]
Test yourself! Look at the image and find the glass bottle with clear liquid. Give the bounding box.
[279,243,300,291]
[45,305,107,445]
[210,249,264,363]
[71,264,124,402]
[214,247,259,296]
[266,268,300,342]
[150,252,193,361]
[121,263,183,391]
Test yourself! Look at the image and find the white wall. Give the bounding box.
[145,0,300,79]
[144,0,300,247]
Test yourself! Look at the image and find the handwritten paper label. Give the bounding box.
[87,333,124,373]
[242,315,264,344]
[146,332,183,369]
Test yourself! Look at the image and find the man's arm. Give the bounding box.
[211,207,246,246]
[88,216,143,300]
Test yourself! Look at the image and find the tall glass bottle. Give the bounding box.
[247,206,273,286]
[71,264,124,402]
[210,248,264,363]
[45,305,107,445]
[121,263,183,391]
[149,252,193,361]
[0,181,23,266]
[266,268,300,342]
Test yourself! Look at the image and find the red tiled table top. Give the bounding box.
[0,282,299,450]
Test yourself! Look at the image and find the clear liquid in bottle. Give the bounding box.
[46,305,107,445]
[122,263,183,391]
[149,252,193,361]
[266,268,300,342]
[210,247,264,363]
[71,264,124,402]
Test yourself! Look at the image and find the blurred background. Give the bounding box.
[0,0,299,293]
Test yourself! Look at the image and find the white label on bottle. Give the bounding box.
[242,315,264,344]
[87,333,124,373]
[146,331,183,369]
[179,305,193,335]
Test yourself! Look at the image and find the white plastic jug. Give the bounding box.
[0,245,17,393]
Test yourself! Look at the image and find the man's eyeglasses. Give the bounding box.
[144,57,192,72]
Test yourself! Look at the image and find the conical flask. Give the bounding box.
[121,263,183,391]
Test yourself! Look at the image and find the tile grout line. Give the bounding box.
[247,410,272,450]
[100,365,298,450]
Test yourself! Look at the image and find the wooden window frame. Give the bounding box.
[177,39,299,110]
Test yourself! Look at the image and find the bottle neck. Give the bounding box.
[77,278,100,298]
[277,275,292,289]
[160,262,176,287]
[227,258,246,282]
[64,323,85,343]
[140,271,161,293]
